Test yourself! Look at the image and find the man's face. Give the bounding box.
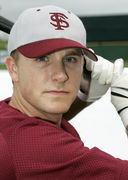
[11,48,84,119]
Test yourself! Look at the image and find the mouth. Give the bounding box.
[44,90,70,96]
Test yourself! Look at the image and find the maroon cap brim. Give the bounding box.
[18,39,98,61]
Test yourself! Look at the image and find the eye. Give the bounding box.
[64,56,77,63]
[37,56,48,62]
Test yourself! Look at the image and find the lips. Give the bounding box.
[44,90,69,95]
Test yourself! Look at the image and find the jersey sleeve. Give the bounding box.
[9,119,128,180]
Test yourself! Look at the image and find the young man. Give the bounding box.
[1,5,128,179]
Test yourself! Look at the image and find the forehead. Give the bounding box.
[47,48,83,56]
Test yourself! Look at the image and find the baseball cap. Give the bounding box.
[8,5,97,61]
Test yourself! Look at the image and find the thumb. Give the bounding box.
[112,58,124,82]
[84,55,95,72]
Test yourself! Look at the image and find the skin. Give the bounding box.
[6,48,84,126]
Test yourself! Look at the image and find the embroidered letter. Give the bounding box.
[50,13,69,30]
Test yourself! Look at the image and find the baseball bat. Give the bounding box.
[0,16,14,34]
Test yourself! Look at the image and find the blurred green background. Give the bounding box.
[82,14,128,63]
[88,41,128,62]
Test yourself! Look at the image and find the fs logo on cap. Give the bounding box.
[49,13,69,30]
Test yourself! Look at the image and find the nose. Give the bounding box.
[51,61,69,83]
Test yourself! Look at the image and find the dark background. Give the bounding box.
[79,15,128,60]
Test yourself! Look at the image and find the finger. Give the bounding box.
[112,58,124,82]
[84,55,94,71]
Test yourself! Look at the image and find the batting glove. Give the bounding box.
[78,54,113,102]
[111,58,128,127]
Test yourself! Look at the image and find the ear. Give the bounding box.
[5,56,19,82]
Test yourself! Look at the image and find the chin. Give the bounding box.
[47,103,71,114]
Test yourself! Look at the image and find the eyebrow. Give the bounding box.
[65,49,83,56]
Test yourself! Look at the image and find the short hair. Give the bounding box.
[10,50,20,62]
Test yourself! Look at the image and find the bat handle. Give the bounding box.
[0,16,14,34]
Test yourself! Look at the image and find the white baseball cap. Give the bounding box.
[8,5,97,61]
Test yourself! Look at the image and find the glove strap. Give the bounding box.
[118,106,128,114]
[119,108,128,127]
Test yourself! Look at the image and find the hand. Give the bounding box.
[78,54,114,102]
[111,58,128,127]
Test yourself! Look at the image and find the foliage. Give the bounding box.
[0,41,7,50]
[0,64,7,70]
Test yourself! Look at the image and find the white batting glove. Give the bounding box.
[78,54,114,102]
[111,59,128,127]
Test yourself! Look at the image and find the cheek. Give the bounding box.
[73,74,81,90]
[19,74,32,97]
[18,67,50,99]
[17,68,39,96]
[68,67,83,90]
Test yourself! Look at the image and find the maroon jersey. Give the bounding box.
[0,133,16,180]
[0,98,128,180]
